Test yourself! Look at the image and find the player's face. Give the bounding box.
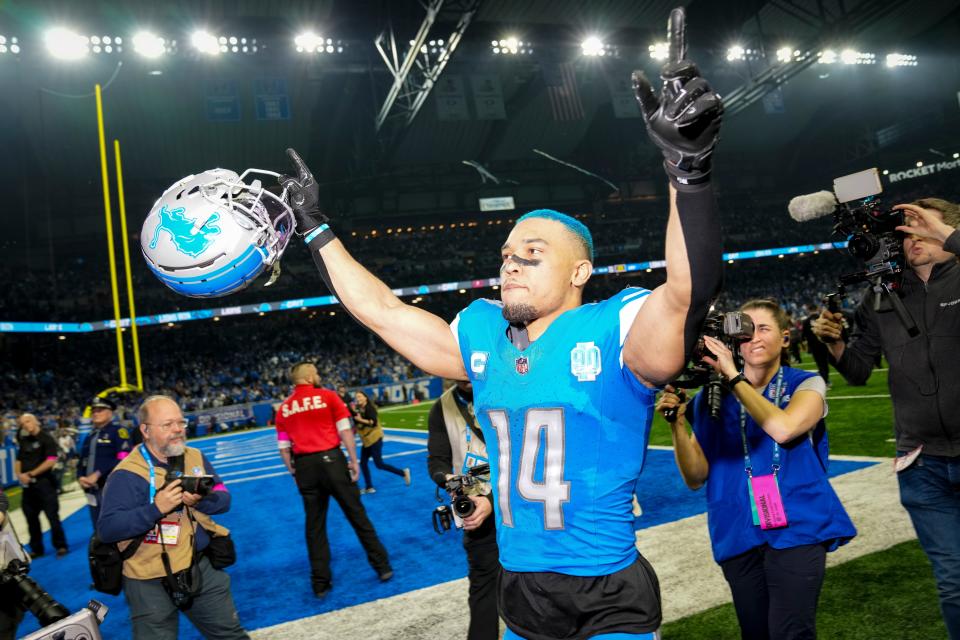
[143,398,187,459]
[499,218,585,322]
[740,308,788,368]
[904,208,954,269]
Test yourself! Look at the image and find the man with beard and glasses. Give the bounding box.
[98,395,248,639]
[279,8,723,638]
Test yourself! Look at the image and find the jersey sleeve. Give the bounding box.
[275,405,291,450]
[451,299,504,382]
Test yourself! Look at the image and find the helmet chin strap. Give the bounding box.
[263,260,282,287]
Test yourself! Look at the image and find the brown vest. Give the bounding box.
[115,445,229,580]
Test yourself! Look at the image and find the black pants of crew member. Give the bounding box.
[295,447,391,590]
[720,543,827,640]
[463,516,500,640]
[21,477,67,555]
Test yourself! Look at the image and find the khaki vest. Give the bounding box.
[115,445,229,580]
[357,408,384,448]
[439,387,488,480]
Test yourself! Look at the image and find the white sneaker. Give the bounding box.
[361,487,376,495]
[403,468,411,486]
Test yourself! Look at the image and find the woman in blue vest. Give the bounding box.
[657,299,856,640]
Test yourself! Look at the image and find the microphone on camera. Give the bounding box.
[788,190,838,222]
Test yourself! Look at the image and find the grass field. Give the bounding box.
[377,355,945,639]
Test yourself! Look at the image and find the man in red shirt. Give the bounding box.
[276,362,393,598]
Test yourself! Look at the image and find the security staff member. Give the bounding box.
[15,413,68,558]
[98,394,247,640]
[427,380,500,640]
[276,362,393,598]
[77,396,133,525]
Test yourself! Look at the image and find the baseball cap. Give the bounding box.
[90,397,117,411]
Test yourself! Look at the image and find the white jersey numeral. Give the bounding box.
[487,408,570,530]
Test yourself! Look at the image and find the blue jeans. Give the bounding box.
[898,453,960,640]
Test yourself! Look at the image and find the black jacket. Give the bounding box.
[834,232,960,456]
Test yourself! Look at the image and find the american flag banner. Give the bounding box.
[543,62,585,121]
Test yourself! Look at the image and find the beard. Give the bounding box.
[502,303,539,325]
[161,440,186,458]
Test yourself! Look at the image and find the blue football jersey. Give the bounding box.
[451,287,656,576]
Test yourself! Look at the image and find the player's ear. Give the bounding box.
[571,260,592,287]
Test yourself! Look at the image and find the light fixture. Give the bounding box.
[581,36,604,57]
[45,27,89,60]
[133,31,165,58]
[916,161,923,167]
[191,30,220,55]
[726,45,745,62]
[648,41,669,61]
[885,53,917,67]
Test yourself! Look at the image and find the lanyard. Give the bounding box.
[739,367,785,477]
[141,445,158,504]
[460,401,489,474]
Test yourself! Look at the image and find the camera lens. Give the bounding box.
[7,572,70,627]
[848,232,879,260]
[452,495,476,518]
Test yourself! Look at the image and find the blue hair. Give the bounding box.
[516,209,594,260]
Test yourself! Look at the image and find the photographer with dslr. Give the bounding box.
[813,198,960,638]
[98,395,248,640]
[427,380,499,640]
[659,299,855,640]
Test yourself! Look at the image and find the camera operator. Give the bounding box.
[98,395,248,640]
[659,299,856,640]
[812,198,960,638]
[427,380,499,640]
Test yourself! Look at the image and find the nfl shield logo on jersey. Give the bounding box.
[570,342,602,382]
[515,356,530,375]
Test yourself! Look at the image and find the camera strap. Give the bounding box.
[158,506,201,601]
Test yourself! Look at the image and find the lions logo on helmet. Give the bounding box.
[141,168,294,298]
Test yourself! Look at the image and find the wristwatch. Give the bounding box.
[725,373,748,390]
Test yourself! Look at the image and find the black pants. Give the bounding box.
[21,477,67,555]
[294,447,391,589]
[719,543,827,640]
[463,517,500,640]
[359,438,405,489]
[0,581,24,640]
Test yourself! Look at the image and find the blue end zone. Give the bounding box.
[15,430,876,638]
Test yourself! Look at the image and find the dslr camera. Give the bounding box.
[432,463,491,534]
[666,309,755,420]
[1,499,109,639]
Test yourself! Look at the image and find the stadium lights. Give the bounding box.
[916,161,923,167]
[410,39,443,56]
[191,30,220,55]
[133,31,165,58]
[89,35,122,54]
[581,36,616,57]
[491,37,532,55]
[45,27,89,60]
[0,36,20,55]
[954,152,959,159]
[817,49,838,64]
[886,53,917,67]
[648,41,668,61]
[840,49,875,65]
[297,33,342,54]
[726,45,745,61]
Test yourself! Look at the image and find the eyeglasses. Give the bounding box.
[144,419,188,431]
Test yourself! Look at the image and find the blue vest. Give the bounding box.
[453,288,656,576]
[691,366,856,563]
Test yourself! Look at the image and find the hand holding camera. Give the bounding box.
[656,385,687,424]
[155,479,183,514]
[812,312,845,345]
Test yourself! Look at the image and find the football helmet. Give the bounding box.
[141,168,294,298]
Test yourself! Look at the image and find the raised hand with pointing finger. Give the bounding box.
[633,7,723,188]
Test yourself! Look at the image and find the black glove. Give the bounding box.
[632,7,723,188]
[278,148,328,236]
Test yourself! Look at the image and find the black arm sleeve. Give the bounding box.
[834,293,881,386]
[426,402,454,487]
[675,181,724,357]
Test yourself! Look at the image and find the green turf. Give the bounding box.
[661,539,944,639]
